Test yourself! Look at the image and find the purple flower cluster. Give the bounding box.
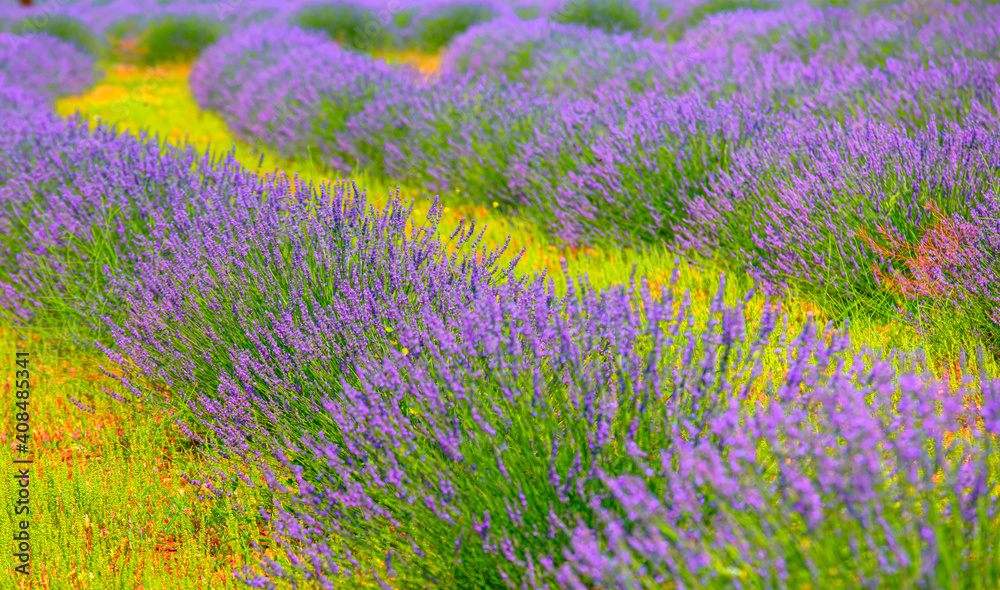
[814,1,1000,66]
[188,23,332,122]
[0,32,96,101]
[189,22,419,169]
[91,187,525,459]
[440,17,677,95]
[8,1,1000,588]
[0,111,251,326]
[336,75,774,246]
[95,226,1000,587]
[682,118,1000,303]
[502,89,776,245]
[557,343,1000,589]
[675,2,831,54]
[190,1,1000,262]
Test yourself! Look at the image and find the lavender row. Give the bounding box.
[5,3,1000,589]
[0,32,96,101]
[88,197,1000,588]
[182,0,1000,336]
[1,0,650,57]
[5,49,1000,590]
[191,1,1000,243]
[183,2,1000,355]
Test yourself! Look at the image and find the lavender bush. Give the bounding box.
[439,18,676,96]
[554,345,1000,589]
[814,1,1000,66]
[502,88,776,245]
[90,186,524,454]
[682,118,1000,319]
[94,234,1000,588]
[676,2,833,57]
[189,23,333,119]
[407,1,498,53]
[658,0,781,42]
[0,112,251,327]
[190,23,419,168]
[0,32,96,100]
[339,76,780,246]
[290,1,395,51]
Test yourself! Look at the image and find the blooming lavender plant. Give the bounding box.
[190,23,419,168]
[555,346,1000,589]
[657,0,780,42]
[101,254,1000,589]
[676,2,830,55]
[547,0,648,34]
[90,182,526,454]
[815,1,1000,67]
[189,23,332,117]
[682,117,1000,317]
[439,17,675,95]
[406,0,499,52]
[0,112,251,327]
[0,32,96,100]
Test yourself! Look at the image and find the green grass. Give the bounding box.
[0,324,301,589]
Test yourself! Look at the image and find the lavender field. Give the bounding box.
[3,0,1000,588]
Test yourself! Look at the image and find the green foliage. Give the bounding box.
[659,0,778,42]
[411,3,495,53]
[291,2,392,52]
[855,0,908,15]
[550,0,645,34]
[515,5,543,19]
[137,15,226,65]
[0,324,291,589]
[392,7,417,28]
[104,16,145,41]
[649,1,673,19]
[11,15,101,56]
